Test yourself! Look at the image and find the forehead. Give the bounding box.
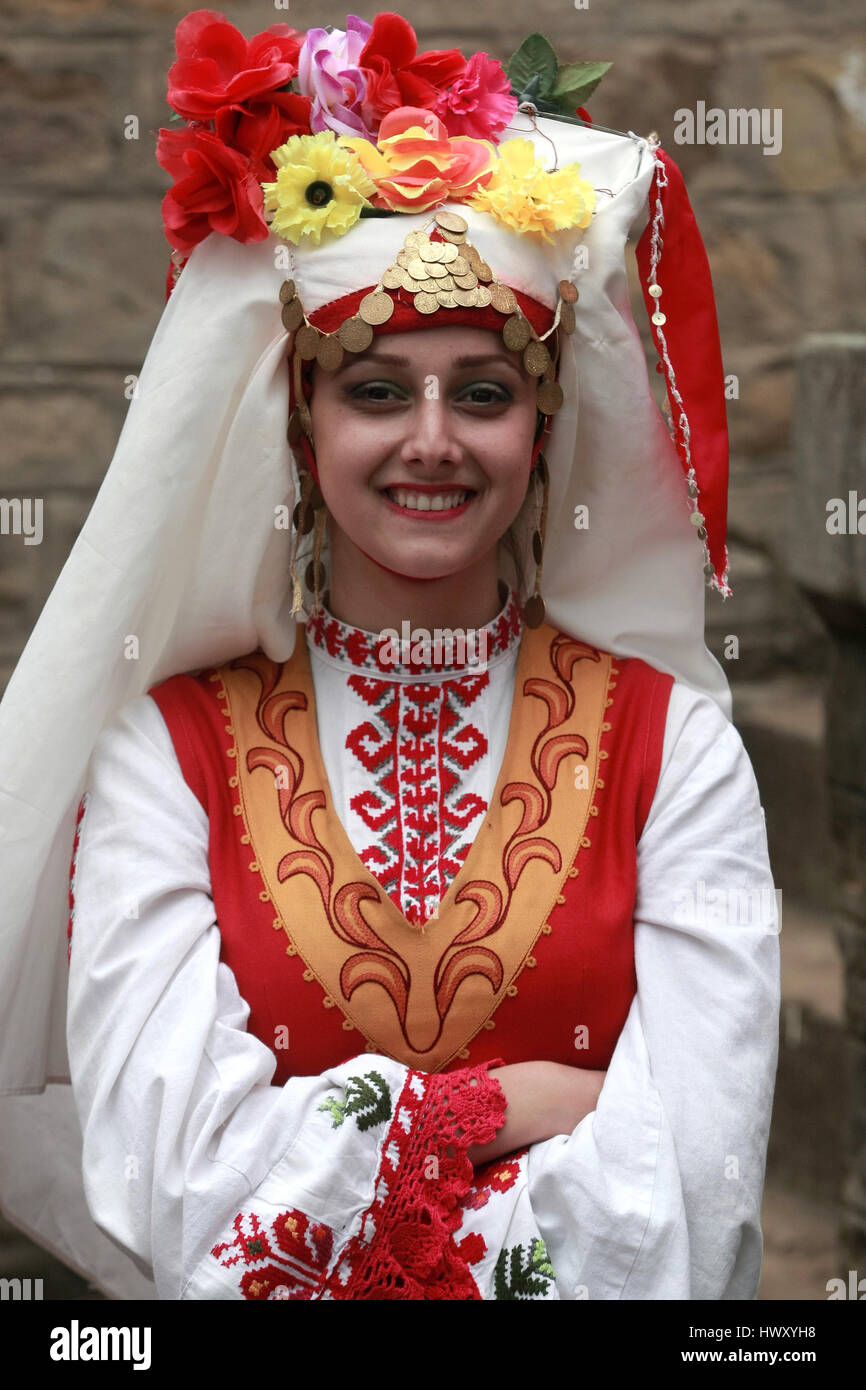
[330,324,525,373]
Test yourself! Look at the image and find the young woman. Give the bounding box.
[0,11,779,1301]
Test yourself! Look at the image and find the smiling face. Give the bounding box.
[306,324,540,626]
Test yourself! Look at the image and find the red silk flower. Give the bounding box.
[434,51,517,140]
[358,11,466,131]
[214,91,312,162]
[157,126,269,253]
[167,8,304,120]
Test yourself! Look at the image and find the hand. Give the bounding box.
[466,1060,606,1167]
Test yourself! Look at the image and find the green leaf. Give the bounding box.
[529,1237,556,1280]
[317,1095,347,1128]
[552,60,612,98]
[550,60,612,112]
[494,1241,556,1299]
[344,1070,392,1132]
[507,33,558,100]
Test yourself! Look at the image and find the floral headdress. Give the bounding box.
[154,9,731,600]
[158,11,606,265]
[157,9,607,516]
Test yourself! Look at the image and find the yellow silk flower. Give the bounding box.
[263,132,377,244]
[468,138,596,241]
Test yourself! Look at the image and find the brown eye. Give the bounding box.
[458,382,511,405]
[348,380,406,402]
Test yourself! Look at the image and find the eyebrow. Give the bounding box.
[335,351,521,373]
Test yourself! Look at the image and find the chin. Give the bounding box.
[373,555,463,582]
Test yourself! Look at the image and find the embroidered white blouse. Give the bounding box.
[65,598,780,1301]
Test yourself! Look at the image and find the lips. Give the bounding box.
[379,485,476,521]
[384,487,471,512]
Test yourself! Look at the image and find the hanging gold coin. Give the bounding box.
[420,241,445,263]
[381,267,403,289]
[414,291,439,314]
[316,334,344,369]
[281,298,304,331]
[435,209,468,234]
[436,290,457,308]
[452,273,478,290]
[523,339,550,376]
[502,314,532,351]
[475,261,493,283]
[437,227,466,244]
[532,530,544,565]
[338,317,374,352]
[475,286,492,306]
[489,284,518,314]
[536,380,564,414]
[450,256,469,276]
[558,279,579,303]
[359,291,395,325]
[559,300,576,334]
[295,324,321,359]
[279,279,296,304]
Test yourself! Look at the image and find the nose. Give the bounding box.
[399,393,465,472]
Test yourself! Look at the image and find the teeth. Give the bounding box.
[388,489,468,511]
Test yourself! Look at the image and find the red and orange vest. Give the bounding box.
[149,624,672,1081]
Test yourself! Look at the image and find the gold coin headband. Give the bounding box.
[283,208,578,447]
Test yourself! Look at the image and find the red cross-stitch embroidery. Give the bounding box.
[307,594,522,926]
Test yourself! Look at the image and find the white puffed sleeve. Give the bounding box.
[66,695,508,1301]
[521,682,781,1299]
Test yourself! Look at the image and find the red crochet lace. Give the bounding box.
[322,1058,507,1300]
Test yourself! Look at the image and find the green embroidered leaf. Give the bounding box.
[507,33,558,101]
[529,1237,556,1280]
[493,1250,510,1301]
[494,1240,557,1299]
[344,1070,393,1132]
[317,1095,348,1128]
